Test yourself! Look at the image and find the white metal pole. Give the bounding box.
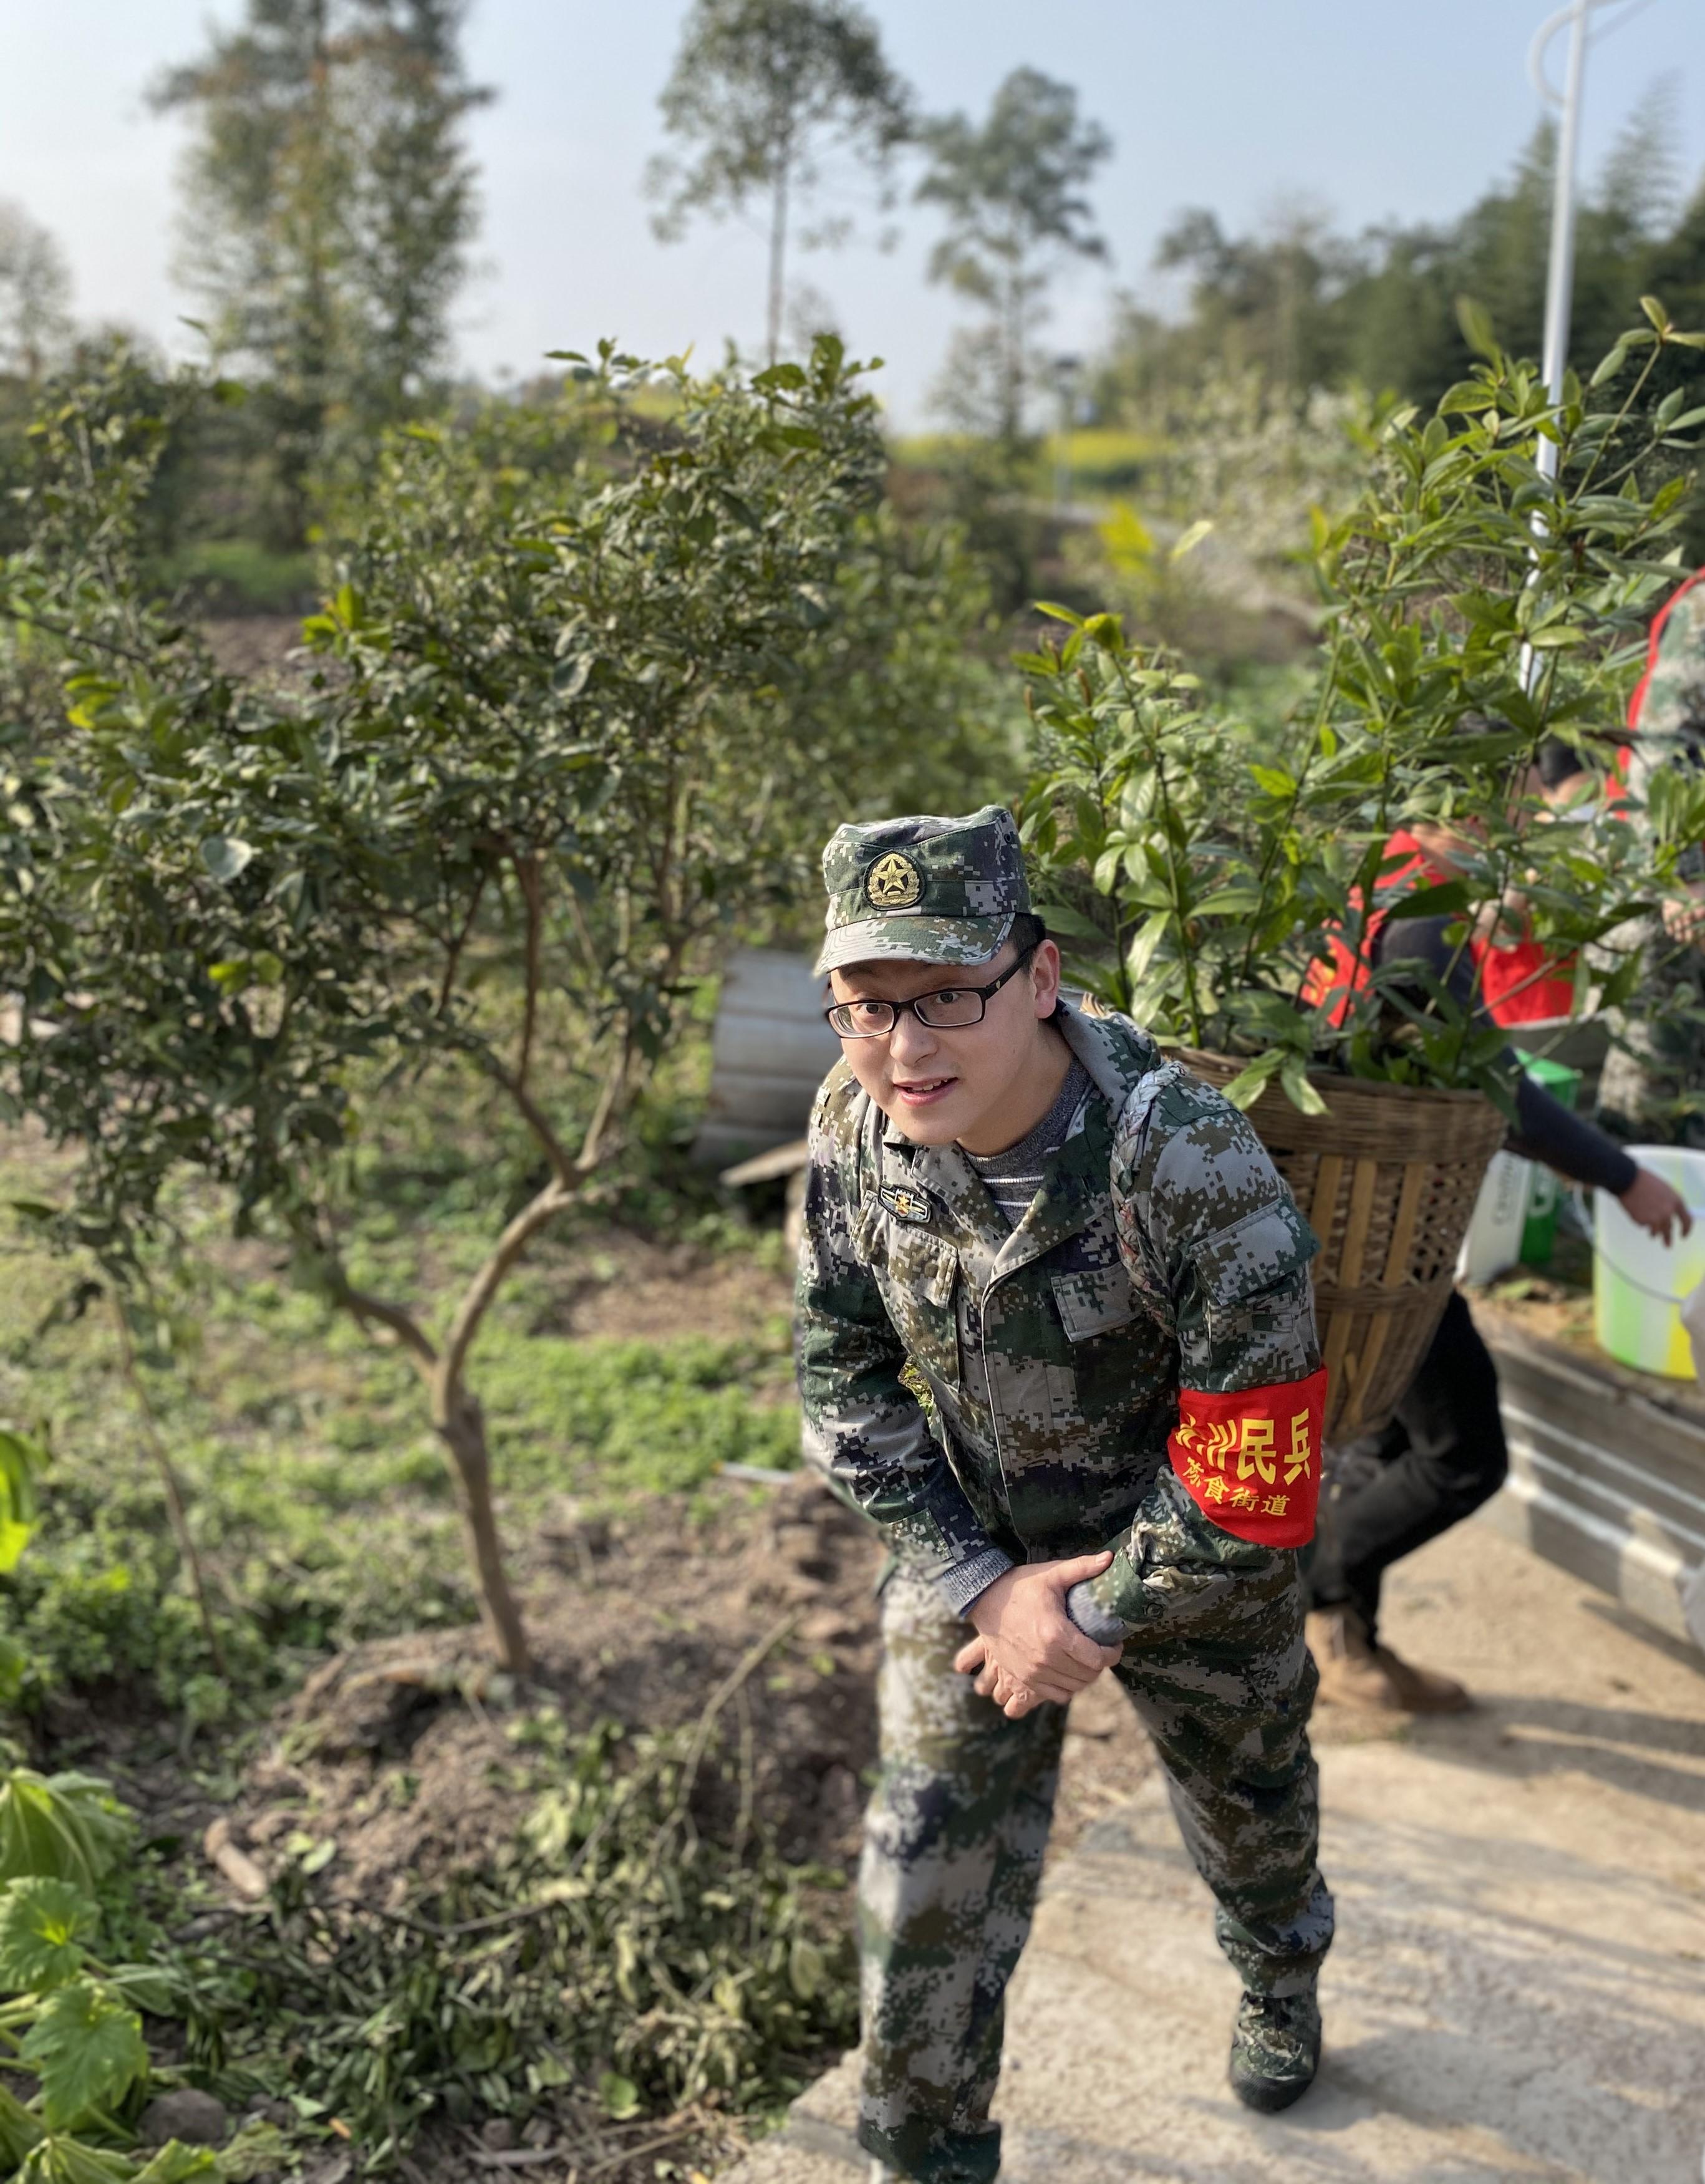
[1537,0,1591,484]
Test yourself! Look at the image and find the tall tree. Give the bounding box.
[152,0,491,543]
[647,0,914,364]
[0,337,909,1671]
[1152,199,1355,396]
[917,67,1111,445]
[0,204,73,383]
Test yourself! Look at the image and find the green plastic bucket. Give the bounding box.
[1592,1145,1705,1378]
[1515,1049,1582,1266]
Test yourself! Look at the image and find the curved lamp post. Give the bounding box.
[1528,0,1663,480]
[1522,1,1664,687]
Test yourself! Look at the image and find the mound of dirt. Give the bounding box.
[218,1472,885,1906]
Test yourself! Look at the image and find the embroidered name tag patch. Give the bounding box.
[1167,1366,1328,1549]
[879,1182,934,1225]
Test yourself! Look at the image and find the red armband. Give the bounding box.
[1167,1367,1328,1549]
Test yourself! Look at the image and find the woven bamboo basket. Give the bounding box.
[1173,1051,1508,1444]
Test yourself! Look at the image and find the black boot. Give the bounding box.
[1228,1984,1321,2112]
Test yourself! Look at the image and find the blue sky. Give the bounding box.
[7,0,1704,422]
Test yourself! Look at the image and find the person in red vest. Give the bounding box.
[1301,766,1689,1713]
[1598,566,1705,1143]
[1301,734,1595,1035]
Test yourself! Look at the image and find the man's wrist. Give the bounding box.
[1064,1578,1127,1646]
[942,1545,1016,1621]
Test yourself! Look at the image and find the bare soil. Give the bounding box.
[199,617,314,682]
[225,1474,884,1902]
[194,1471,1152,1914]
[526,1228,794,1346]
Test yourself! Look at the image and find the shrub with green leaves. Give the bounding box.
[1022,302,1705,1109]
[0,336,922,1673]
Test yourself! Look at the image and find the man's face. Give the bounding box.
[827,937,1063,1149]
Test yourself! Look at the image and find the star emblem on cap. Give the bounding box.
[866,852,923,909]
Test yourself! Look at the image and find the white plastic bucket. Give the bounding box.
[1457,1152,1534,1286]
[1592,1146,1705,1378]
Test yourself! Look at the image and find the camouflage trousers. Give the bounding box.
[857,1548,1331,2184]
[1593,916,1705,1148]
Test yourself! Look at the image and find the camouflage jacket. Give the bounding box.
[795,1002,1320,1620]
[1631,573,1705,879]
[1638,573,1705,755]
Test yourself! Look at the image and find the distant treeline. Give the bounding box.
[1096,104,1705,430]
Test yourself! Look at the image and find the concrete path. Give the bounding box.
[725,1518,1705,2184]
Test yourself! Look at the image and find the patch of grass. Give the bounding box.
[889,425,1163,501]
[154,538,317,613]
[479,1328,798,1499]
[0,1071,799,1729]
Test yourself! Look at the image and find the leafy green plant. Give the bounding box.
[0,1435,47,1707]
[1022,303,1705,1108]
[0,1436,44,1583]
[0,1777,130,1900]
[1,336,896,1671]
[0,1771,211,2184]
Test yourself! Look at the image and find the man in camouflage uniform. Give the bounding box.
[1599,569,1705,1146]
[795,806,1334,2184]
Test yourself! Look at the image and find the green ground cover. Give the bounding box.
[152,542,318,615]
[0,1074,845,2175]
[891,425,1161,502]
[0,1116,797,1732]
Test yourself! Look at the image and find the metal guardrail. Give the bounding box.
[1476,1305,1705,1655]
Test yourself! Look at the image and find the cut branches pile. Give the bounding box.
[179,1704,854,2172]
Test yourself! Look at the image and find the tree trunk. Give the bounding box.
[436,1390,530,1673]
[1002,266,1025,449]
[766,157,790,365]
[110,1298,227,1677]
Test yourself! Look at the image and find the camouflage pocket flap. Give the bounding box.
[887,1227,959,1308]
[853,1191,887,1260]
[1050,1261,1141,1343]
[1190,1197,1316,1313]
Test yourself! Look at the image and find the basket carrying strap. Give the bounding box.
[1167,1366,1328,1549]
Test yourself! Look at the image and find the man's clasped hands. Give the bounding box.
[954,1549,1121,1720]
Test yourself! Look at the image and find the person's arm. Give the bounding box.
[1371,914,1690,1240]
[1065,1065,1325,1646]
[794,1070,1013,1616]
[1509,1074,1636,1195]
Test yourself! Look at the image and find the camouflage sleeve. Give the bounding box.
[1071,1062,1321,1642]
[1633,583,1705,881]
[1109,1062,1320,1388]
[794,1066,1012,1614]
[1638,583,1705,754]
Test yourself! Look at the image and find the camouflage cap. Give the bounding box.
[814,805,1031,976]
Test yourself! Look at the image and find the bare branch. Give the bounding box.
[483,1058,578,1187]
[576,1036,632,1173]
[437,1176,577,1403]
[109,1295,226,1676]
[437,870,488,1018]
[514,851,544,1094]
[335,1280,440,1379]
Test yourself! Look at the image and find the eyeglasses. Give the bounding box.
[824,947,1038,1040]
